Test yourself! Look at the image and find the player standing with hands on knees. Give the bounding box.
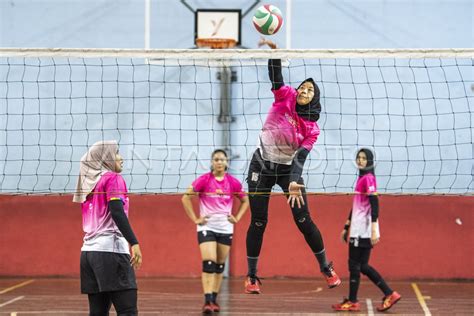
[182,149,249,314]
[74,140,142,316]
[332,148,401,312]
[244,38,341,294]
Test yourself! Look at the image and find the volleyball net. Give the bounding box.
[0,48,472,195]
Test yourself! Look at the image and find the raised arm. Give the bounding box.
[258,38,284,90]
[269,59,284,90]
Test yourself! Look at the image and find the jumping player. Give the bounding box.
[244,39,341,294]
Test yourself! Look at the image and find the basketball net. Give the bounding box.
[196,38,236,49]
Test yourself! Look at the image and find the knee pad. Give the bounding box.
[202,260,217,274]
[348,259,361,274]
[294,214,316,235]
[215,263,225,274]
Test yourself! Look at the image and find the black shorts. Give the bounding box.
[197,230,233,246]
[80,251,137,294]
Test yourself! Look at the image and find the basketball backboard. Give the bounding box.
[195,9,242,46]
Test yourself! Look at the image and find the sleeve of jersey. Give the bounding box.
[365,175,378,195]
[366,175,379,222]
[105,173,127,203]
[272,85,293,102]
[300,124,320,152]
[192,174,206,192]
[231,176,246,199]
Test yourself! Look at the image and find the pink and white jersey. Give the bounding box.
[258,85,320,165]
[350,173,380,239]
[192,172,245,234]
[81,172,130,254]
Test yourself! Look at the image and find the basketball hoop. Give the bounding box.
[196,38,237,49]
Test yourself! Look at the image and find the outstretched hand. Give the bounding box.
[258,37,277,49]
[287,181,305,208]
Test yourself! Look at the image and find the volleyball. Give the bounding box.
[252,4,283,35]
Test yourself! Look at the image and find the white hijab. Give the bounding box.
[73,140,118,203]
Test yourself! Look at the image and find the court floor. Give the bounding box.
[0,278,472,315]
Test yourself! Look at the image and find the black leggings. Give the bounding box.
[348,243,392,301]
[88,289,137,316]
[246,150,325,258]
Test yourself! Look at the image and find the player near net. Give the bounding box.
[244,39,341,294]
[73,140,142,316]
[332,148,401,312]
[182,149,249,314]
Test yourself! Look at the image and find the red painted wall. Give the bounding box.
[0,194,472,279]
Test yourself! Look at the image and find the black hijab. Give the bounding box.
[295,78,321,122]
[357,148,375,176]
